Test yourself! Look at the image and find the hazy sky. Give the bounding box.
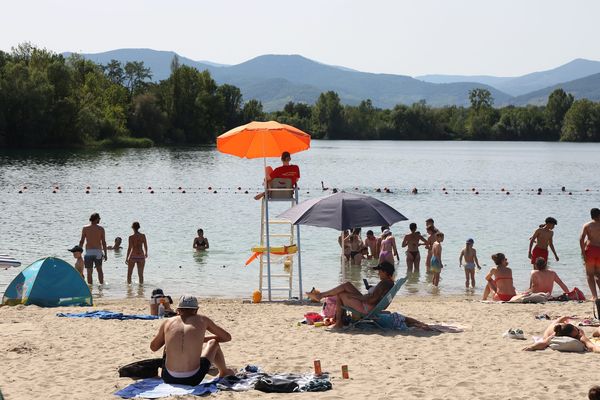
[1,0,599,77]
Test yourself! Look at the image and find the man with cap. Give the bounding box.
[306,261,396,329]
[68,245,84,278]
[150,295,235,385]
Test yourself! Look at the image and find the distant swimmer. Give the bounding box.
[254,151,300,200]
[107,237,122,250]
[580,208,600,300]
[401,223,427,273]
[528,217,559,266]
[126,222,148,284]
[459,238,481,289]
[79,212,107,285]
[193,229,209,251]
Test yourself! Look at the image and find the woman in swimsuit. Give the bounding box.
[523,316,599,352]
[402,223,428,273]
[347,228,364,265]
[338,230,352,262]
[193,229,209,251]
[126,221,148,284]
[482,253,516,301]
[379,229,397,264]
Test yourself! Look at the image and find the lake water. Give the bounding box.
[1,141,599,301]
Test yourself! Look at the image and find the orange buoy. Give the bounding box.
[252,290,262,303]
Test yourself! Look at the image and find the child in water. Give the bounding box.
[459,238,481,289]
[364,230,378,259]
[431,232,444,286]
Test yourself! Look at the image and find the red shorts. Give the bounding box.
[585,245,600,266]
[531,247,548,265]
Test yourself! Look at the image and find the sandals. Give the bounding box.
[503,328,525,340]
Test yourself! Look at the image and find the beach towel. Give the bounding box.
[56,310,158,320]
[115,377,218,398]
[509,293,548,303]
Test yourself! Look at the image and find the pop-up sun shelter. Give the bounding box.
[2,257,92,307]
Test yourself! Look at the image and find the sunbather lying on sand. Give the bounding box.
[523,316,600,352]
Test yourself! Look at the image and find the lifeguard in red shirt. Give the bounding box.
[254,151,300,200]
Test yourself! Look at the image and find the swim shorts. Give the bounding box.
[585,245,600,266]
[430,256,442,273]
[531,247,548,265]
[84,249,103,269]
[464,262,476,270]
[161,357,211,386]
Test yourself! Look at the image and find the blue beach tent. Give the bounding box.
[2,257,92,307]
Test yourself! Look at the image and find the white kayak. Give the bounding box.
[0,254,21,268]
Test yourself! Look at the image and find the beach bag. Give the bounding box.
[567,287,586,301]
[322,297,337,318]
[118,358,163,379]
[255,376,299,393]
[304,312,323,325]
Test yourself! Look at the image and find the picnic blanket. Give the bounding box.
[56,310,158,320]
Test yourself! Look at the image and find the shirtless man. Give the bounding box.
[402,223,427,273]
[79,213,107,285]
[580,208,600,300]
[150,295,235,385]
[528,217,559,266]
[527,257,569,295]
[363,230,378,259]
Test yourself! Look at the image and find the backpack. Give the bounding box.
[118,358,163,379]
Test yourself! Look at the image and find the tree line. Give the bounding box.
[1,43,599,148]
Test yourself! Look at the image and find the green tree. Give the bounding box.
[217,84,242,129]
[103,59,124,85]
[124,61,152,96]
[466,88,497,139]
[561,99,600,141]
[311,91,344,139]
[241,99,265,123]
[545,89,574,138]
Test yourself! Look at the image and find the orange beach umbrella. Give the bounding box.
[216,121,311,159]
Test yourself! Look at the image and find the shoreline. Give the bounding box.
[1,296,599,399]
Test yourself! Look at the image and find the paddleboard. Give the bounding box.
[0,255,21,268]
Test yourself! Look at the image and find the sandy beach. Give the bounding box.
[1,294,599,399]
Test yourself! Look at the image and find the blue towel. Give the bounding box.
[56,310,158,320]
[115,377,218,398]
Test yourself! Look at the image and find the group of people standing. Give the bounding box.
[71,212,148,285]
[337,208,600,298]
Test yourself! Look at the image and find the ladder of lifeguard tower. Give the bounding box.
[259,186,302,301]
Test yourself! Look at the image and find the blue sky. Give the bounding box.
[1,0,598,76]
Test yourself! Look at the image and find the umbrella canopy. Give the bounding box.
[277,192,408,231]
[217,121,311,159]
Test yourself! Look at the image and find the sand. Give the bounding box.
[1,294,599,400]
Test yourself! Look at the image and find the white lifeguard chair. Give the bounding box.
[257,178,303,301]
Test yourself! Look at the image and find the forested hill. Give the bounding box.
[69,49,512,111]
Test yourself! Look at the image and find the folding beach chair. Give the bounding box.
[342,278,407,329]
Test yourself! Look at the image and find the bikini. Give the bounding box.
[194,238,207,248]
[494,276,515,301]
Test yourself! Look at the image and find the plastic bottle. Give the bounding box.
[158,299,165,318]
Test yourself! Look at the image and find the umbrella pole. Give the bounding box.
[295,188,304,300]
[341,231,346,282]
[263,157,272,301]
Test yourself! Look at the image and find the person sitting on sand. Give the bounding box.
[150,295,235,385]
[68,245,84,278]
[254,151,300,200]
[482,253,516,301]
[526,257,569,296]
[523,316,599,352]
[107,237,122,250]
[193,229,209,251]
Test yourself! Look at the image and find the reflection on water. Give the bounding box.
[2,141,600,299]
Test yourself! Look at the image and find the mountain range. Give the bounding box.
[65,49,600,111]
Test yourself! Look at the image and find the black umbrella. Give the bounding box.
[278,192,408,230]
